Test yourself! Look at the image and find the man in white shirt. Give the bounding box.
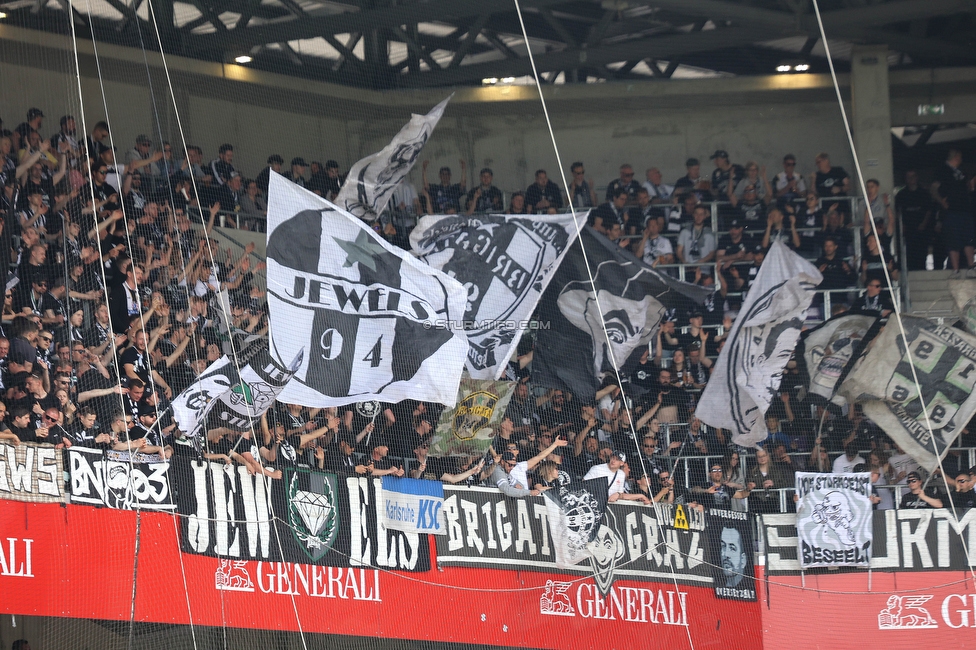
[643,167,674,204]
[832,443,865,474]
[584,451,651,504]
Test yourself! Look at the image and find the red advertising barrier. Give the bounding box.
[0,501,764,649]
[759,566,976,649]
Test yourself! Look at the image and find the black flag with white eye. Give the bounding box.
[532,227,711,399]
[266,172,469,407]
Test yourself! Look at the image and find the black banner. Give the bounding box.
[173,457,429,571]
[436,486,712,587]
[763,508,976,574]
[67,447,174,510]
[705,508,756,601]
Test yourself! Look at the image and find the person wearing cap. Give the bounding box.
[14,108,44,151]
[210,143,236,186]
[584,451,651,504]
[125,134,153,168]
[716,219,755,282]
[285,157,307,188]
[709,150,744,198]
[605,164,641,205]
[900,471,943,509]
[691,460,750,509]
[255,154,283,195]
[730,181,767,232]
[323,160,343,199]
[465,167,503,215]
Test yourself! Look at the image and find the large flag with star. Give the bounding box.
[334,96,451,221]
[267,172,469,407]
[410,212,580,379]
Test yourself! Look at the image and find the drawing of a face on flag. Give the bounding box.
[557,260,665,378]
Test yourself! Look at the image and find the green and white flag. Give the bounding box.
[428,378,516,458]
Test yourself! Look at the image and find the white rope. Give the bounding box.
[811,0,975,584]
[512,2,695,645]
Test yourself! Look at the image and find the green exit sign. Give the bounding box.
[918,104,945,116]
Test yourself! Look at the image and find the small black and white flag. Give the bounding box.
[543,470,610,569]
[172,355,239,439]
[410,212,580,379]
[533,227,710,399]
[266,172,469,407]
[696,241,821,447]
[335,96,451,221]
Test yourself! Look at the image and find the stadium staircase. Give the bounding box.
[906,269,957,323]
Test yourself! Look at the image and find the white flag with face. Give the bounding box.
[266,172,469,407]
[334,96,451,221]
[696,241,822,447]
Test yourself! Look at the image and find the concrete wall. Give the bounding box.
[0,24,974,198]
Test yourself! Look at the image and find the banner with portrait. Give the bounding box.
[705,507,756,601]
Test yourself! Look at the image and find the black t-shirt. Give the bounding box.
[951,489,976,509]
[589,202,624,229]
[8,336,37,367]
[711,165,744,197]
[466,186,503,213]
[896,187,932,228]
[900,488,943,509]
[524,180,563,212]
[816,255,853,290]
[736,202,766,231]
[934,163,972,212]
[605,179,641,203]
[120,346,151,384]
[428,184,464,213]
[815,167,849,197]
[717,233,752,259]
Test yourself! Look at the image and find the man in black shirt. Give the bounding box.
[285,157,307,188]
[900,471,944,509]
[815,237,855,306]
[525,169,563,213]
[931,149,974,277]
[589,188,627,235]
[673,158,711,201]
[323,160,343,199]
[709,150,744,198]
[209,144,235,186]
[812,152,851,215]
[850,279,892,318]
[254,154,283,195]
[716,219,754,285]
[950,471,976,509]
[322,433,368,475]
[896,170,934,271]
[466,168,503,214]
[605,164,641,205]
[422,159,466,213]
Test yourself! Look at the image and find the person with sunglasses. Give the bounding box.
[900,471,943,509]
[605,164,641,206]
[850,276,893,318]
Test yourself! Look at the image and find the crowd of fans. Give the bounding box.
[0,105,972,517]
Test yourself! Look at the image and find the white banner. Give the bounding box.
[0,442,64,503]
[794,472,873,569]
[67,446,175,511]
[696,241,822,446]
[266,173,469,407]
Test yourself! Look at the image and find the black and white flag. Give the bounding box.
[410,213,579,379]
[172,355,239,438]
[696,241,821,447]
[543,471,610,565]
[266,172,469,407]
[533,227,710,398]
[794,472,873,569]
[800,312,881,405]
[839,315,976,472]
[335,96,451,221]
